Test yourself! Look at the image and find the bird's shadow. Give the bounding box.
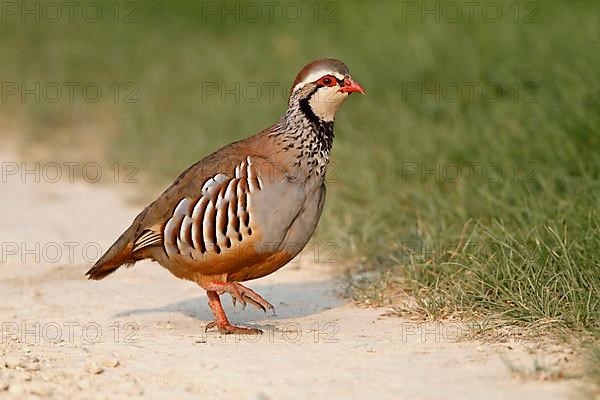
[112,280,346,324]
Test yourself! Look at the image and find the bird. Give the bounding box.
[86,58,365,334]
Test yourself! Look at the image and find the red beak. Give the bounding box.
[339,78,366,94]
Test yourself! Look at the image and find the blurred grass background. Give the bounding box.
[1,0,598,354]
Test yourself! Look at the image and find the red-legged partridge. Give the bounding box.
[87,58,365,334]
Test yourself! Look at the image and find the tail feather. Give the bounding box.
[86,262,130,280]
[86,230,135,280]
[87,204,152,280]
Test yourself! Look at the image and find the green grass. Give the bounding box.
[2,0,598,351]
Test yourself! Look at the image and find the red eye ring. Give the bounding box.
[318,75,337,87]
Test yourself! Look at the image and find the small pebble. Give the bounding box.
[25,361,41,372]
[85,360,104,375]
[4,355,22,369]
[102,358,120,368]
[0,379,9,391]
[77,379,91,390]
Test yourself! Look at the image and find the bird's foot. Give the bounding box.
[204,320,262,335]
[206,282,276,315]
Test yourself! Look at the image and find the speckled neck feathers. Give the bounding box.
[268,89,335,180]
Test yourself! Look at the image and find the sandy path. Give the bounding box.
[0,147,578,399]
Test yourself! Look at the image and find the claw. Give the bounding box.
[234,284,275,314]
[204,320,262,335]
[205,321,216,332]
[206,290,264,335]
[205,282,276,317]
[243,296,266,313]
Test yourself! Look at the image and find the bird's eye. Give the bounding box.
[318,75,337,87]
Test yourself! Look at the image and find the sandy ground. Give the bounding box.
[0,146,581,399]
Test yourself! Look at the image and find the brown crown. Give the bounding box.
[291,58,350,94]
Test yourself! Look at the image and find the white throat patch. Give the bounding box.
[308,86,349,121]
[293,70,348,122]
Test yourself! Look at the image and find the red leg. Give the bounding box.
[205,291,262,335]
